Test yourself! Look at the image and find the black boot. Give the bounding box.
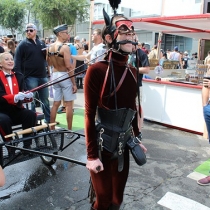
[7,147,16,158]
[0,146,4,166]
[109,204,120,210]
[22,141,32,156]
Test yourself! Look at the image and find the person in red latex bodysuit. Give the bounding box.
[84,1,147,209]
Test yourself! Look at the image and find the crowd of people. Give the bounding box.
[0,23,100,135]
[1,5,210,210]
[0,22,107,188]
[140,42,198,69]
[0,37,20,56]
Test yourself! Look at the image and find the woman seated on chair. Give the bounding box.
[159,52,168,66]
[0,52,37,155]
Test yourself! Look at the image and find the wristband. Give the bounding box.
[135,137,142,144]
[136,132,142,142]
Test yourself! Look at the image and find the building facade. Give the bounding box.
[75,0,210,57]
[1,0,210,57]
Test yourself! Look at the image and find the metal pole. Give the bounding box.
[88,0,94,52]
[157,32,163,60]
[198,0,205,60]
[156,0,165,61]
[161,0,165,16]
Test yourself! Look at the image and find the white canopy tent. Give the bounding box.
[131,14,210,40]
[93,13,210,59]
[94,13,210,39]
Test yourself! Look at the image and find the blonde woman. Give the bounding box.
[0,52,36,155]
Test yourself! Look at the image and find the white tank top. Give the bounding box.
[170,52,180,61]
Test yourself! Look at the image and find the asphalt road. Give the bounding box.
[1,90,210,210]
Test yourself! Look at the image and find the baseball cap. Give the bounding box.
[26,23,37,30]
[174,46,178,51]
[74,36,80,41]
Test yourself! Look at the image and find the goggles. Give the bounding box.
[115,20,134,31]
[113,19,134,38]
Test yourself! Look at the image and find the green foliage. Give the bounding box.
[29,0,89,29]
[0,0,25,36]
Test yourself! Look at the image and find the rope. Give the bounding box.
[25,50,109,93]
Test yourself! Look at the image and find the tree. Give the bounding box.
[29,0,89,29]
[0,0,26,37]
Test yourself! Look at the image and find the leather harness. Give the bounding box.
[48,44,64,58]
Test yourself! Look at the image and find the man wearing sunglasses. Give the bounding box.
[14,23,51,124]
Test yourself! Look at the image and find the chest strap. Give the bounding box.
[48,44,64,58]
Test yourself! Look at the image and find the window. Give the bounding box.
[208,2,210,12]
[94,3,104,20]
[204,0,210,13]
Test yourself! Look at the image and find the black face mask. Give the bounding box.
[116,40,137,45]
[112,40,137,55]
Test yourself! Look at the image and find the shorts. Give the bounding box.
[52,72,76,102]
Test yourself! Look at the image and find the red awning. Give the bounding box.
[93,14,210,39]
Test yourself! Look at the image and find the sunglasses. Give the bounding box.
[25,29,34,33]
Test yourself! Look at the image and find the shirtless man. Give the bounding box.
[47,24,77,137]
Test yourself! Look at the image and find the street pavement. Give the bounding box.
[1,89,210,210]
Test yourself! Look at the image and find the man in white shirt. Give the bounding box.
[169,46,183,69]
[71,29,106,65]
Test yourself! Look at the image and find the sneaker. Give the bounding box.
[57,106,66,114]
[197,176,210,186]
[23,145,31,149]
[66,133,75,139]
[7,148,16,158]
